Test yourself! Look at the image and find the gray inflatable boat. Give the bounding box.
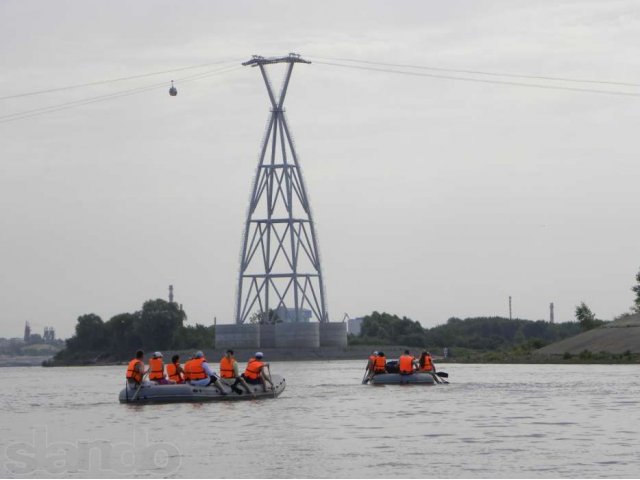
[368,372,438,385]
[119,375,286,403]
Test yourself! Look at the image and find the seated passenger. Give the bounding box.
[184,351,227,395]
[398,350,416,375]
[373,351,387,375]
[220,350,253,395]
[366,350,378,374]
[125,350,145,387]
[241,352,274,392]
[148,351,169,384]
[418,351,436,373]
[166,354,185,384]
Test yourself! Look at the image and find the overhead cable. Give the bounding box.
[0,65,242,124]
[312,55,640,88]
[0,59,241,101]
[313,60,640,98]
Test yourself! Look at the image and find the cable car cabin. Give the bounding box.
[169,80,177,96]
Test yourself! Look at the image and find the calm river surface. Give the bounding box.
[1,362,639,478]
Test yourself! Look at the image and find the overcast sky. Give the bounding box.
[1,0,639,338]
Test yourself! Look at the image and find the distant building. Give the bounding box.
[43,327,55,343]
[23,322,31,342]
[347,317,364,336]
[274,307,312,323]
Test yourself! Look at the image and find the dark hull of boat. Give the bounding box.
[369,373,437,385]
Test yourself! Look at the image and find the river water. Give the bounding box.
[1,362,639,478]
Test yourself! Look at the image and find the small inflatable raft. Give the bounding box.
[368,372,437,385]
[364,359,449,385]
[119,375,286,403]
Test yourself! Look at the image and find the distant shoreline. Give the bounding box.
[39,345,640,367]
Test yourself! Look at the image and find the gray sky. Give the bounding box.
[1,0,639,338]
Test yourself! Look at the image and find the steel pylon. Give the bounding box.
[235,54,329,324]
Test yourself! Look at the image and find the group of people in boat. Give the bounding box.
[365,349,436,379]
[125,349,274,395]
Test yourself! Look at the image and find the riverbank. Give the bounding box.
[43,344,640,367]
[0,355,54,367]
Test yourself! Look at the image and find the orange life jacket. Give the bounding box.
[184,357,208,380]
[166,362,183,382]
[126,359,143,383]
[374,356,386,373]
[244,358,264,380]
[367,354,376,368]
[148,358,164,380]
[420,355,434,371]
[220,356,235,379]
[399,354,415,374]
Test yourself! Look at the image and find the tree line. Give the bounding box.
[352,267,640,351]
[54,299,214,363]
[350,311,582,351]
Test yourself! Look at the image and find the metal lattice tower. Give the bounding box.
[235,53,328,324]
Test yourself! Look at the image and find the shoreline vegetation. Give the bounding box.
[39,301,640,367]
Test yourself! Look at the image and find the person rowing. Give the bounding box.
[398,349,417,375]
[184,351,228,395]
[125,350,148,387]
[219,349,254,396]
[418,351,436,373]
[366,351,387,381]
[241,352,274,392]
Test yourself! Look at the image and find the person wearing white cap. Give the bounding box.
[184,351,227,394]
[364,350,379,382]
[241,352,274,392]
[148,351,169,384]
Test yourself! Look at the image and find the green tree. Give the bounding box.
[104,313,142,354]
[65,314,106,351]
[173,324,215,349]
[632,267,640,313]
[134,299,186,350]
[575,302,597,331]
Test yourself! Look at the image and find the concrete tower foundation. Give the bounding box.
[275,323,320,348]
[319,322,348,347]
[215,324,260,349]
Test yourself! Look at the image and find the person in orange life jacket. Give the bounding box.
[373,352,387,375]
[241,352,274,391]
[366,350,378,376]
[148,351,170,384]
[166,354,185,384]
[418,351,436,373]
[398,350,417,375]
[220,350,253,396]
[184,351,227,394]
[125,350,147,387]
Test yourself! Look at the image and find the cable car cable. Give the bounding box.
[0,59,242,102]
[0,65,242,124]
[311,55,640,88]
[313,60,640,98]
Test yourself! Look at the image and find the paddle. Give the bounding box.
[361,366,370,384]
[432,371,449,384]
[131,370,149,402]
[266,364,276,398]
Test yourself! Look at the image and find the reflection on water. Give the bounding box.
[1,362,639,478]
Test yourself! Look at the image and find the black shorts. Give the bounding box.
[241,374,261,384]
